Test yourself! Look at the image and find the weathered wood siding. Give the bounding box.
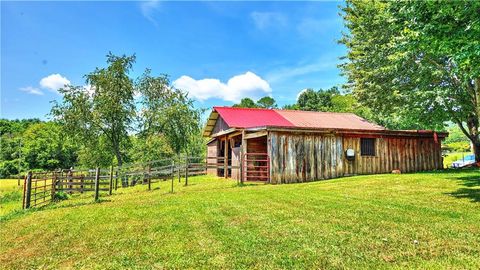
[212,116,229,135]
[269,132,343,184]
[231,147,241,180]
[206,140,217,175]
[247,136,267,154]
[269,131,442,184]
[342,136,442,175]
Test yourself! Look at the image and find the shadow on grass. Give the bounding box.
[445,169,480,202]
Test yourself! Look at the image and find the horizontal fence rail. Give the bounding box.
[22,154,270,210]
[22,156,213,209]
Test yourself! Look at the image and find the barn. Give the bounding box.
[203,106,447,184]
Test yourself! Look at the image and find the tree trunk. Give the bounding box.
[473,139,480,163]
[114,148,123,167]
[474,78,480,163]
[467,115,480,163]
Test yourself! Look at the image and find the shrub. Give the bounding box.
[0,160,19,178]
[444,141,471,152]
[53,192,69,201]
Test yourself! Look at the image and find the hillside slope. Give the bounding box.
[1,170,479,269]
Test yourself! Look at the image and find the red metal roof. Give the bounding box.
[212,106,385,131]
[276,110,385,131]
[213,107,295,128]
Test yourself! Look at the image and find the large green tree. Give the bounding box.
[52,53,136,166]
[22,122,77,170]
[136,70,202,156]
[340,0,480,161]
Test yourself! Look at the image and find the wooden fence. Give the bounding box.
[22,156,211,209]
[22,172,55,209]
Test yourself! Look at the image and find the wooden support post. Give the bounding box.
[109,165,114,195]
[185,156,189,186]
[225,137,229,179]
[148,165,151,191]
[24,172,32,209]
[171,161,175,193]
[241,130,246,184]
[94,167,100,201]
[80,175,84,193]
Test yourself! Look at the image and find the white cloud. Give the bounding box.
[250,11,287,30]
[296,88,308,101]
[39,74,70,92]
[140,0,161,26]
[173,71,272,102]
[19,86,43,95]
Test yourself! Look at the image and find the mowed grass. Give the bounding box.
[1,170,479,269]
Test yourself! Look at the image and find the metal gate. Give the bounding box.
[243,153,269,182]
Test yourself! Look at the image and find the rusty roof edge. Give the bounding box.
[262,126,448,137]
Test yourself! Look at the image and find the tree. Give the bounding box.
[232,96,278,109]
[129,134,173,164]
[22,122,77,170]
[256,96,277,108]
[340,0,480,161]
[232,98,258,108]
[137,70,202,156]
[52,53,136,166]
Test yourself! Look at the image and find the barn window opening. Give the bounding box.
[360,138,376,156]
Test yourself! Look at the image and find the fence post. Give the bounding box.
[109,165,114,195]
[171,161,174,193]
[24,172,32,209]
[94,167,100,201]
[185,156,189,186]
[148,165,151,191]
[51,172,57,201]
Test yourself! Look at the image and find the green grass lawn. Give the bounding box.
[1,170,479,269]
[0,179,23,217]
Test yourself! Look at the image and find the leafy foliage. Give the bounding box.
[256,96,277,109]
[232,96,277,109]
[340,0,480,160]
[52,53,137,166]
[22,122,78,170]
[137,70,202,155]
[283,87,374,120]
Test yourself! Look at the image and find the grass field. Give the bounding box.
[0,179,23,217]
[1,170,479,269]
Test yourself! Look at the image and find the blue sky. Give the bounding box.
[1,1,346,120]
